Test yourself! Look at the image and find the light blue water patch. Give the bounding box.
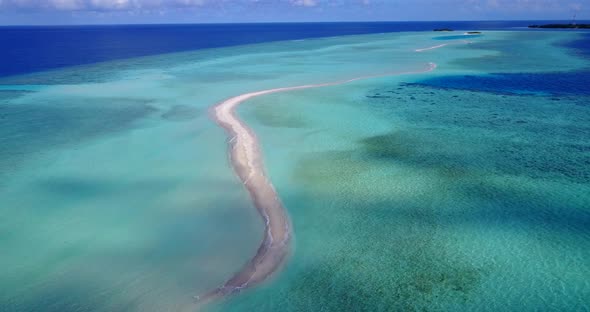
[0,84,45,91]
[448,31,587,73]
[0,96,157,182]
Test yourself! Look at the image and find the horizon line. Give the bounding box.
[0,19,586,27]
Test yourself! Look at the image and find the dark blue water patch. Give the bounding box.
[0,20,578,78]
[410,71,590,96]
[433,34,483,40]
[564,32,590,59]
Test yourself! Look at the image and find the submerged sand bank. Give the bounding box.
[415,40,472,52]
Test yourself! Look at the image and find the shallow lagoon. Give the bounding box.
[219,31,590,311]
[1,30,589,311]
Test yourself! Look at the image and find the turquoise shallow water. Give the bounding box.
[215,32,590,311]
[1,30,589,311]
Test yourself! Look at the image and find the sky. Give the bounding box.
[0,0,588,25]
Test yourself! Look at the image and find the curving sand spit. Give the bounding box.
[199,62,438,306]
[415,40,472,52]
[415,43,449,52]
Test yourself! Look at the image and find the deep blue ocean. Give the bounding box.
[0,20,584,77]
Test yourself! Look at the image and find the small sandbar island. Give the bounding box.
[529,23,590,29]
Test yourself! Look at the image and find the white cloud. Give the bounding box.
[0,0,586,16]
[462,0,583,11]
[570,2,583,11]
[48,0,84,10]
[291,0,318,7]
[0,0,209,10]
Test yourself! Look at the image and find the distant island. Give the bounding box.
[433,28,453,32]
[529,24,590,29]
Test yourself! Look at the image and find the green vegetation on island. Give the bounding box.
[529,24,590,29]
